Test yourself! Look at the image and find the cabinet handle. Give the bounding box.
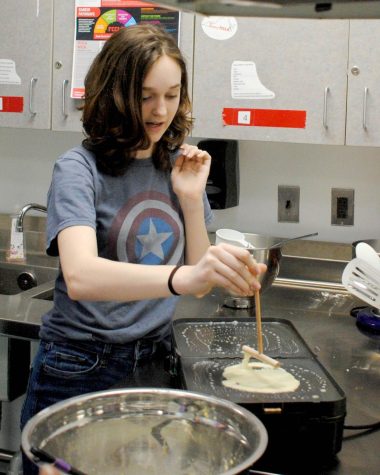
[29,77,38,116]
[62,79,69,118]
[363,87,369,130]
[323,87,329,129]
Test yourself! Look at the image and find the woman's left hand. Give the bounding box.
[171,144,211,202]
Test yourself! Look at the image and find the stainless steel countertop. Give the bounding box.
[0,237,352,339]
[0,280,54,339]
[0,245,379,474]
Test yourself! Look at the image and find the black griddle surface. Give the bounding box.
[172,318,346,408]
[173,318,312,358]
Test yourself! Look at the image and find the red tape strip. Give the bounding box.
[222,107,306,128]
[0,96,24,113]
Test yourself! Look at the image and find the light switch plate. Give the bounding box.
[331,188,354,226]
[278,185,300,223]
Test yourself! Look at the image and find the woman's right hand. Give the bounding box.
[173,243,267,298]
[39,465,61,475]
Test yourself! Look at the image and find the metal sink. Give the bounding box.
[0,260,58,295]
[0,257,57,401]
[31,287,54,301]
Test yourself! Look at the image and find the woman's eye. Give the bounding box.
[142,94,178,102]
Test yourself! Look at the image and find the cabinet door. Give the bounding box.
[179,13,195,102]
[192,17,348,145]
[346,20,380,146]
[0,0,53,129]
[52,0,81,132]
[52,5,194,132]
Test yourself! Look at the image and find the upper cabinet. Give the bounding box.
[191,17,349,145]
[2,4,380,148]
[0,0,53,129]
[1,0,194,133]
[178,13,195,102]
[346,20,380,146]
[52,0,81,132]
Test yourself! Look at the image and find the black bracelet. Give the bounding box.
[168,265,182,296]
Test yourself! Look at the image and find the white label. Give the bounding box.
[0,97,2,111]
[201,16,237,40]
[0,59,21,85]
[238,111,251,125]
[9,218,25,261]
[231,61,275,100]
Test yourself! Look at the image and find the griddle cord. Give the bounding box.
[344,421,380,431]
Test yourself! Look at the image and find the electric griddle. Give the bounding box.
[171,318,346,472]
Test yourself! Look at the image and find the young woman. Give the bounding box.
[21,24,265,473]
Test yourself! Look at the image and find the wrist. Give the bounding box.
[168,265,190,296]
[178,197,204,213]
[168,265,182,296]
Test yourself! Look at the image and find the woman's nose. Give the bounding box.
[153,98,167,115]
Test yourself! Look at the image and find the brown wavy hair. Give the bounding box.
[80,24,193,176]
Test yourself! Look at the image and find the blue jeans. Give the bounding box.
[20,338,167,474]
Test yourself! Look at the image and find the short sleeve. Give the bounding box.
[46,150,97,256]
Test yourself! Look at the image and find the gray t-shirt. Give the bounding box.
[40,145,213,344]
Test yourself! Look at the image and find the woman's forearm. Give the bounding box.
[58,226,179,301]
[171,144,212,265]
[181,199,211,264]
[63,257,178,302]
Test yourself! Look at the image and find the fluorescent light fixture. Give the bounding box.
[157,0,380,19]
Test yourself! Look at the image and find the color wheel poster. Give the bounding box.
[71,1,180,98]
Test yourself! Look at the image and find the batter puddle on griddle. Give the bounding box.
[222,362,300,393]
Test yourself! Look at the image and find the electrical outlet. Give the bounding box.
[278,185,300,222]
[331,188,354,226]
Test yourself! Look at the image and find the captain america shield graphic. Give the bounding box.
[108,191,184,265]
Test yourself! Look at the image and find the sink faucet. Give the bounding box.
[15,203,47,232]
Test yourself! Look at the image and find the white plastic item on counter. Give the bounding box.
[342,257,380,307]
[355,242,380,271]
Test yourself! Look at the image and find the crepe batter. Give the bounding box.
[222,353,300,393]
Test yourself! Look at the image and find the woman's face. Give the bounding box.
[138,54,182,157]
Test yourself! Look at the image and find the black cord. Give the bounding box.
[343,421,380,442]
[344,421,380,431]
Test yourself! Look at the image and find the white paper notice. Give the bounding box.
[231,61,274,100]
[0,59,21,85]
[71,1,181,99]
[71,40,104,98]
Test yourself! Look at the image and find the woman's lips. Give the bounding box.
[146,121,165,131]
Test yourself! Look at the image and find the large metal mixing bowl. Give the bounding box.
[22,388,268,475]
[221,233,283,308]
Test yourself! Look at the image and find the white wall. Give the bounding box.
[0,128,83,215]
[1,127,380,243]
[209,140,380,243]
